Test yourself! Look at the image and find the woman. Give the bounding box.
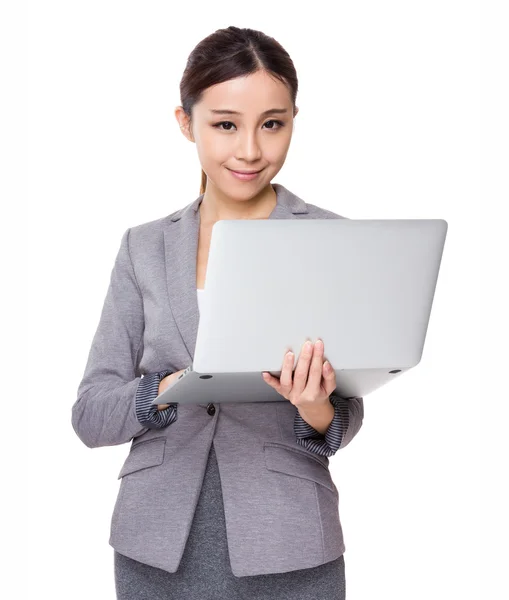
[72,25,364,600]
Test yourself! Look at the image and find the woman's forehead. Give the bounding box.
[197,73,292,113]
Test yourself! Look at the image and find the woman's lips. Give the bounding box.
[227,168,263,181]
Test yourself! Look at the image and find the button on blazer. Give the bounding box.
[71,182,364,577]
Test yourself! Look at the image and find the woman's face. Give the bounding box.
[175,70,298,197]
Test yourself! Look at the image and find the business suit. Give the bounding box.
[71,182,364,579]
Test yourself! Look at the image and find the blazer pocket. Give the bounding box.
[263,441,335,492]
[117,437,166,479]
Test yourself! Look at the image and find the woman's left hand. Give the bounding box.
[261,339,336,410]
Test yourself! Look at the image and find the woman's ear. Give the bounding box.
[174,106,194,142]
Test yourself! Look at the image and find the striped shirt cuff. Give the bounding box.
[135,370,178,429]
[294,395,350,457]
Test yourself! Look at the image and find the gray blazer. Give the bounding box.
[71,182,364,577]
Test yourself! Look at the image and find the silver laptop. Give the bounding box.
[152,218,448,406]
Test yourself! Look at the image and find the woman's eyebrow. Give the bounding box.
[209,108,288,116]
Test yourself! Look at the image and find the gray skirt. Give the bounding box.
[114,443,346,600]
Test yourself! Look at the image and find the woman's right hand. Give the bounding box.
[157,369,186,410]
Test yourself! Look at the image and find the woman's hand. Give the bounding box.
[156,369,186,410]
[261,339,336,411]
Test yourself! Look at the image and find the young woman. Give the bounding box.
[72,25,364,600]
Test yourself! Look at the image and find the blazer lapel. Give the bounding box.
[162,182,309,364]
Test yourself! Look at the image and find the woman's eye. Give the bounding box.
[214,121,235,131]
[212,120,284,131]
[264,120,284,130]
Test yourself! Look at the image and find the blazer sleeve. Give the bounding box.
[71,228,176,449]
[294,394,364,457]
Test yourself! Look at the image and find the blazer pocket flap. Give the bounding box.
[263,442,334,492]
[118,437,166,479]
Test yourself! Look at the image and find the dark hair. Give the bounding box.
[179,26,299,195]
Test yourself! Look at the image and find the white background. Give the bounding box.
[15,0,506,598]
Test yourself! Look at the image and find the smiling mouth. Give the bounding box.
[227,168,263,174]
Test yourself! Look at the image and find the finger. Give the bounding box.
[262,371,283,395]
[292,341,314,397]
[321,360,337,396]
[157,404,170,411]
[278,350,294,396]
[305,339,325,395]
